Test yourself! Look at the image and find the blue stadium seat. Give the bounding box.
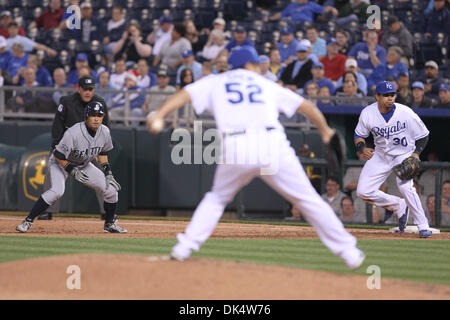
[195,10,216,29]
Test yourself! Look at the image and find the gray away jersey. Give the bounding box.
[55,122,113,168]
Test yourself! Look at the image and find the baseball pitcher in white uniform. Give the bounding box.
[354,81,432,238]
[16,101,127,234]
[147,46,365,270]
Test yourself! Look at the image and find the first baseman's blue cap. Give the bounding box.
[85,101,105,117]
[228,45,260,69]
[376,81,396,94]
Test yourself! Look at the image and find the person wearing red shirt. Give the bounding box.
[320,38,347,81]
[28,0,64,31]
[0,11,26,38]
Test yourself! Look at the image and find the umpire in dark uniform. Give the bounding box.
[38,75,110,220]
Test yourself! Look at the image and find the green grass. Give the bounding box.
[1,236,449,286]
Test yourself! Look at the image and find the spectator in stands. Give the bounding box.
[321,176,347,219]
[320,38,347,81]
[67,53,98,86]
[408,81,433,108]
[331,0,369,26]
[146,16,173,58]
[367,46,409,94]
[110,58,127,97]
[304,81,319,105]
[425,194,436,226]
[268,47,282,79]
[113,22,152,65]
[8,67,39,112]
[136,58,156,90]
[153,23,192,77]
[276,26,299,65]
[183,19,204,55]
[177,68,194,91]
[304,62,335,95]
[442,181,450,224]
[51,67,70,105]
[348,29,386,78]
[267,0,338,24]
[306,25,326,58]
[201,61,213,77]
[336,58,368,95]
[6,22,57,57]
[397,73,411,105]
[12,54,53,87]
[0,36,12,70]
[279,42,313,92]
[418,152,450,198]
[421,60,445,101]
[424,0,450,39]
[257,55,276,81]
[335,76,364,106]
[176,49,202,86]
[433,83,450,108]
[299,144,321,193]
[335,29,350,55]
[222,26,254,55]
[95,70,116,109]
[213,52,229,74]
[5,42,28,78]
[200,29,227,61]
[299,39,320,65]
[137,68,176,119]
[0,11,26,38]
[110,71,145,118]
[341,197,368,224]
[380,15,414,59]
[317,86,334,107]
[66,2,104,44]
[103,6,127,59]
[28,0,64,31]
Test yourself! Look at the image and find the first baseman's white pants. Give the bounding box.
[356,151,429,230]
[173,130,360,263]
[41,156,118,206]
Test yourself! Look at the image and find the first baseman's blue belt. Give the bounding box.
[226,127,276,137]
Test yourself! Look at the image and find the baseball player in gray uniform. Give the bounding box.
[16,101,127,233]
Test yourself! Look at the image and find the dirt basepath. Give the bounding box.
[0,215,449,300]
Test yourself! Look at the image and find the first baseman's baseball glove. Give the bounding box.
[393,156,421,181]
[325,131,345,177]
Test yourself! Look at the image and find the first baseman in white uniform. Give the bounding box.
[147,46,366,270]
[354,81,432,238]
[16,101,127,234]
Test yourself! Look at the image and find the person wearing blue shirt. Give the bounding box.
[223,26,254,54]
[367,46,409,93]
[303,62,336,95]
[268,0,338,24]
[5,42,28,78]
[14,54,53,87]
[424,0,450,38]
[348,29,387,79]
[176,49,203,85]
[110,72,146,118]
[336,58,368,96]
[277,26,299,64]
[306,25,327,58]
[66,53,98,86]
[0,36,11,70]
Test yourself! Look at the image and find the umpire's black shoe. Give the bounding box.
[37,212,52,220]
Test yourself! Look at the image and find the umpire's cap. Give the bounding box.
[376,81,396,95]
[228,45,260,70]
[79,75,96,89]
[85,101,105,118]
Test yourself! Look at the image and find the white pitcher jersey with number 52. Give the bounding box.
[355,102,429,156]
[183,69,304,132]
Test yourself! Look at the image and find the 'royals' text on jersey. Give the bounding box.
[183,69,304,133]
[55,122,113,167]
[355,102,429,156]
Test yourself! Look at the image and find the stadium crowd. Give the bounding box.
[0,0,449,225]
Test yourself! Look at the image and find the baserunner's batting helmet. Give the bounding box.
[85,101,105,118]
